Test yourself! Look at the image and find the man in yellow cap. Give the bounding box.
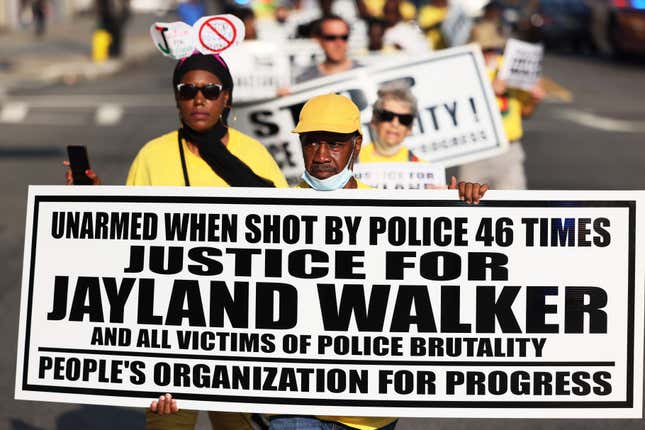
[291,93,488,203]
[149,95,490,430]
[292,93,368,190]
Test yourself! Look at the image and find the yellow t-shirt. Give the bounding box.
[126,128,288,187]
[418,5,447,50]
[490,56,524,142]
[358,143,423,163]
[363,0,416,20]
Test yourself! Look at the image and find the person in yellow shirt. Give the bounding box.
[458,22,544,190]
[65,52,287,430]
[141,54,285,430]
[127,53,286,189]
[150,94,489,430]
[417,0,448,50]
[359,83,423,164]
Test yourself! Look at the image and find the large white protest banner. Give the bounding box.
[353,162,446,189]
[498,39,543,91]
[232,45,507,182]
[16,186,645,418]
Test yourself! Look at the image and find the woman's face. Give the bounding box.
[372,98,413,148]
[176,69,229,132]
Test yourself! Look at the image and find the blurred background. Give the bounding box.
[1,0,645,428]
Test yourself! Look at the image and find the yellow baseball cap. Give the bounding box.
[292,93,362,135]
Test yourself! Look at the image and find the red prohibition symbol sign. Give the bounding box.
[198,16,237,53]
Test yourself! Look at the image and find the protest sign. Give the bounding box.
[221,41,290,102]
[16,186,645,418]
[441,1,473,47]
[498,39,543,91]
[232,45,507,182]
[353,162,446,189]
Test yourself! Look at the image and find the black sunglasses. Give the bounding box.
[376,109,414,126]
[321,33,350,42]
[176,83,224,101]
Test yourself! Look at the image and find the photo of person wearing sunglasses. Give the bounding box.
[124,53,287,190]
[359,83,423,164]
[295,14,362,84]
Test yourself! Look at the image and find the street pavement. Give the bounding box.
[1,23,645,429]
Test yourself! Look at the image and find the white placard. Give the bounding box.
[353,162,447,189]
[221,41,290,102]
[15,186,645,418]
[498,38,543,91]
[441,1,473,47]
[231,45,508,182]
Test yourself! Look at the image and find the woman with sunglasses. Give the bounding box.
[358,83,422,164]
[129,53,286,430]
[126,53,287,190]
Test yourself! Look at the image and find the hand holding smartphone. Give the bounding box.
[66,145,94,185]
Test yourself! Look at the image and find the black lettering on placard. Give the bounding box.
[467,253,509,281]
[441,286,471,333]
[594,218,611,246]
[325,216,361,245]
[209,281,249,328]
[136,328,171,348]
[521,217,611,247]
[445,370,612,396]
[475,286,521,333]
[164,213,237,242]
[138,278,164,325]
[250,111,280,137]
[526,287,559,333]
[38,356,132,383]
[256,283,298,329]
[90,326,131,346]
[130,361,146,384]
[50,211,157,239]
[379,370,436,394]
[288,250,329,278]
[317,284,390,331]
[335,251,365,279]
[123,246,184,275]
[166,280,206,326]
[68,277,104,322]
[188,247,224,276]
[369,216,467,246]
[564,287,608,333]
[226,248,261,276]
[244,215,316,244]
[390,286,437,332]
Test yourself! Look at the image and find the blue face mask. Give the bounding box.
[302,140,356,191]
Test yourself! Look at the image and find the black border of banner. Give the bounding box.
[20,195,637,409]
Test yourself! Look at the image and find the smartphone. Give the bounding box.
[66,145,93,185]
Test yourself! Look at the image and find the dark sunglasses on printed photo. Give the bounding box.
[376,109,414,126]
[176,83,224,100]
[321,33,350,41]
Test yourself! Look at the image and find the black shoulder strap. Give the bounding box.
[177,130,190,187]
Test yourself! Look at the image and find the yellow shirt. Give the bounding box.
[362,0,416,19]
[358,143,423,163]
[126,128,288,187]
[490,56,524,142]
[418,5,447,49]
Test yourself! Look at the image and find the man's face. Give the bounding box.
[300,131,362,179]
[317,19,350,64]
